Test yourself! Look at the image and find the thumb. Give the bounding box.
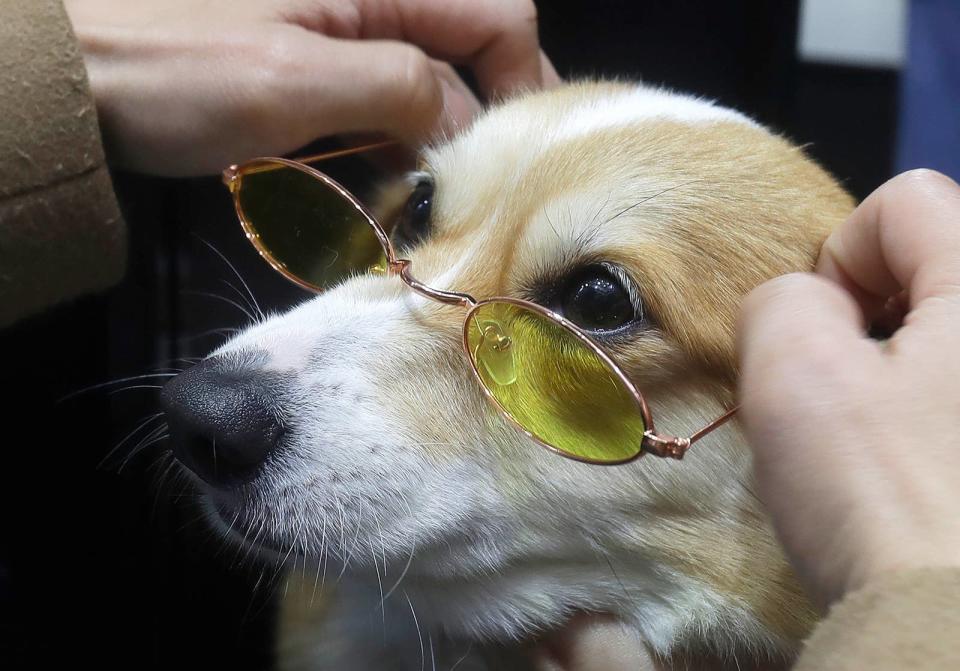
[737,273,883,470]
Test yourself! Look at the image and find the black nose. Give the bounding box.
[161,357,284,485]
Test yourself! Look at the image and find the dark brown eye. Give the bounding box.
[559,265,637,332]
[393,178,433,249]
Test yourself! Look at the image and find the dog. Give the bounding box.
[160,80,854,669]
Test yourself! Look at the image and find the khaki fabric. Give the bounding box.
[0,0,125,327]
[796,567,960,670]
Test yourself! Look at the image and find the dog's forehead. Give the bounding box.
[417,83,766,282]
[423,82,759,190]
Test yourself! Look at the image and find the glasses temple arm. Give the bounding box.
[291,139,400,167]
[222,140,402,182]
[643,406,740,460]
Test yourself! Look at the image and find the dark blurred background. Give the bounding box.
[2,0,951,668]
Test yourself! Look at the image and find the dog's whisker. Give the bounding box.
[309,513,328,608]
[232,510,262,569]
[302,521,313,582]
[336,495,362,583]
[107,384,164,396]
[404,591,426,671]
[604,179,703,225]
[243,562,285,627]
[60,373,177,402]
[372,508,389,591]
[241,567,269,626]
[194,234,265,322]
[175,327,241,345]
[251,567,268,598]
[245,513,271,569]
[219,278,264,327]
[143,448,172,475]
[121,420,169,460]
[366,505,390,636]
[183,290,257,324]
[212,509,243,560]
[99,412,165,470]
[600,551,632,605]
[163,356,202,365]
[279,515,307,570]
[334,496,348,567]
[369,544,387,640]
[150,452,180,519]
[448,643,473,671]
[119,430,170,472]
[381,506,417,605]
[544,209,561,241]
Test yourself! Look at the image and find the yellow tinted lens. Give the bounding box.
[465,301,646,463]
[236,161,386,289]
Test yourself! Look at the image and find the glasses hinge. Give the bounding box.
[642,432,691,460]
[222,166,240,191]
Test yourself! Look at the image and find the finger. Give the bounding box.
[737,273,883,450]
[535,616,658,671]
[540,50,563,87]
[269,35,466,144]
[381,0,545,97]
[293,0,546,97]
[428,59,483,135]
[816,169,960,309]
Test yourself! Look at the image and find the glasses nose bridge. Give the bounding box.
[390,258,477,309]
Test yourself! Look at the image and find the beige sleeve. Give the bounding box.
[794,567,960,670]
[0,0,126,328]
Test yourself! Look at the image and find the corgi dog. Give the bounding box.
[161,81,854,670]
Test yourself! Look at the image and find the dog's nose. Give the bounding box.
[161,357,284,485]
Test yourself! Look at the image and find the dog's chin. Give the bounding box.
[182,468,616,643]
[198,489,359,580]
[195,488,289,561]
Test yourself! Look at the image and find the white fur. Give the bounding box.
[552,87,760,142]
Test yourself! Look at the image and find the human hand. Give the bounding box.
[739,169,960,606]
[64,0,558,176]
[534,616,782,671]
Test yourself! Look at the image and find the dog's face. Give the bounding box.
[163,82,854,658]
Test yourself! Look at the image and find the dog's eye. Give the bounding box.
[558,265,638,332]
[393,177,433,249]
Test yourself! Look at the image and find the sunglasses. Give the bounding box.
[222,142,736,465]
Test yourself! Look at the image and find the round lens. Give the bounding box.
[464,300,648,463]
[235,160,387,290]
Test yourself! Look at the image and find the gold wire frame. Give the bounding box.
[223,144,738,464]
